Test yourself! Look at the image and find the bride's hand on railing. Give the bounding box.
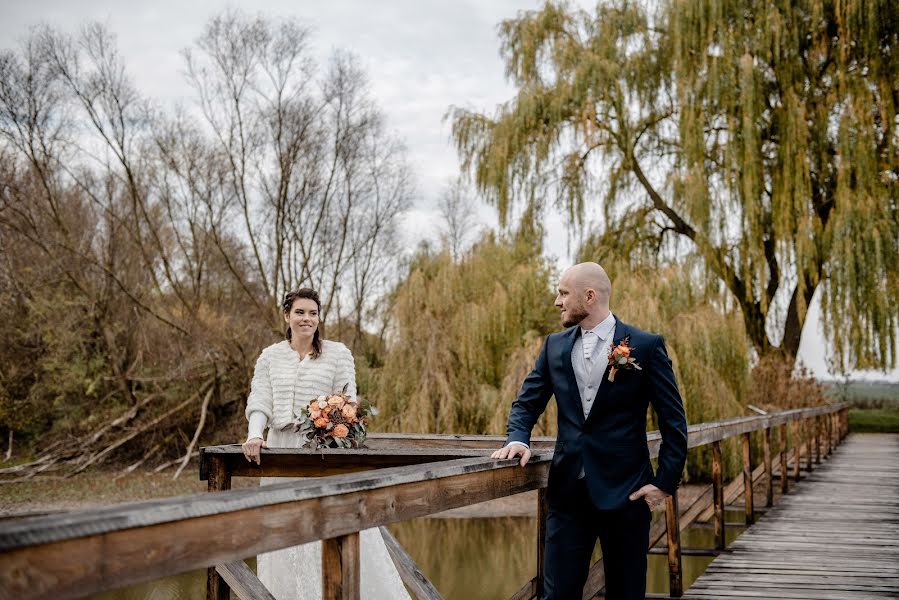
[242,437,267,465]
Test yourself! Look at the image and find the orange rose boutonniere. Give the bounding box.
[607,336,642,382]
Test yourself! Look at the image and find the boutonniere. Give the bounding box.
[607,336,642,382]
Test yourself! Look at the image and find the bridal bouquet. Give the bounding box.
[287,384,376,449]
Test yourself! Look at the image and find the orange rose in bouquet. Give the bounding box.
[284,383,378,449]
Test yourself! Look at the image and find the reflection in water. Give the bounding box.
[392,514,745,599]
[390,517,538,600]
[89,569,203,600]
[87,516,745,600]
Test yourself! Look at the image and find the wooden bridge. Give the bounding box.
[681,432,899,600]
[2,403,892,600]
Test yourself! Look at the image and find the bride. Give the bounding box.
[241,288,411,600]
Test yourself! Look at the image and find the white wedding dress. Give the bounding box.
[257,428,411,600]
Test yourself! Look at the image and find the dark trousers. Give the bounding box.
[543,478,651,600]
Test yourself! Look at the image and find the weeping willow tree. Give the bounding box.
[450,0,899,369]
[370,223,559,434]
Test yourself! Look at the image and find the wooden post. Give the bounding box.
[834,413,840,446]
[205,455,232,600]
[805,418,814,472]
[763,427,773,508]
[815,416,822,464]
[711,441,725,550]
[537,487,548,599]
[665,492,683,597]
[779,424,788,495]
[825,414,833,455]
[742,432,754,525]
[833,412,840,446]
[791,421,801,482]
[322,532,360,600]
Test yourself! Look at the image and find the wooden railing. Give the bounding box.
[0,404,849,600]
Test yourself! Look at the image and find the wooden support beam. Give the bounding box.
[829,413,835,452]
[322,532,360,600]
[537,488,548,600]
[206,455,231,600]
[742,433,754,526]
[779,424,788,495]
[711,441,725,551]
[697,446,794,523]
[791,421,801,482]
[380,526,443,600]
[199,447,489,479]
[814,416,822,464]
[665,492,683,597]
[763,428,773,508]
[215,561,276,600]
[648,547,722,557]
[366,432,556,450]
[806,418,814,472]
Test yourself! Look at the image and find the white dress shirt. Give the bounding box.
[575,313,616,419]
[507,313,616,451]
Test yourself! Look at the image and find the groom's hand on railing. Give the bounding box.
[491,442,532,467]
[629,483,669,510]
[242,437,268,465]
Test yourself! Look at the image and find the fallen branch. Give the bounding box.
[78,393,159,451]
[113,443,161,481]
[0,440,65,475]
[69,380,213,476]
[153,451,199,473]
[173,385,214,480]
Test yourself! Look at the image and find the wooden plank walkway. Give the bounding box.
[682,433,899,599]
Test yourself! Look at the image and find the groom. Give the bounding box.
[492,262,687,600]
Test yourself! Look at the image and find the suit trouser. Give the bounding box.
[543,478,651,600]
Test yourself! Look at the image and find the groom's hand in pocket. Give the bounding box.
[629,484,669,510]
[491,443,531,467]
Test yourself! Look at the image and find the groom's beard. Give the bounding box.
[561,303,589,327]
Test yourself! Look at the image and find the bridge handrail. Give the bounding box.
[0,403,849,600]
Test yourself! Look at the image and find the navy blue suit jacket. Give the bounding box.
[505,318,688,510]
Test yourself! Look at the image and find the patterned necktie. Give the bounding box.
[583,330,598,363]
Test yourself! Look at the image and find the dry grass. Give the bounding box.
[0,462,257,517]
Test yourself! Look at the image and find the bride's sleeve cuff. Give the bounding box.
[247,411,268,442]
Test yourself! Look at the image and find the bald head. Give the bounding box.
[555,262,612,328]
[565,262,612,305]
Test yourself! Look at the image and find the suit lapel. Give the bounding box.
[585,317,630,422]
[560,326,586,424]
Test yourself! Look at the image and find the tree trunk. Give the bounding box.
[741,300,770,357]
[782,282,817,363]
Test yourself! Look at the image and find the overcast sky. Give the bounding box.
[2,0,896,381]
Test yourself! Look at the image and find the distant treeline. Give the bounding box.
[825,382,899,409]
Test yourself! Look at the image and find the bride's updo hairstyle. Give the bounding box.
[282,288,323,359]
